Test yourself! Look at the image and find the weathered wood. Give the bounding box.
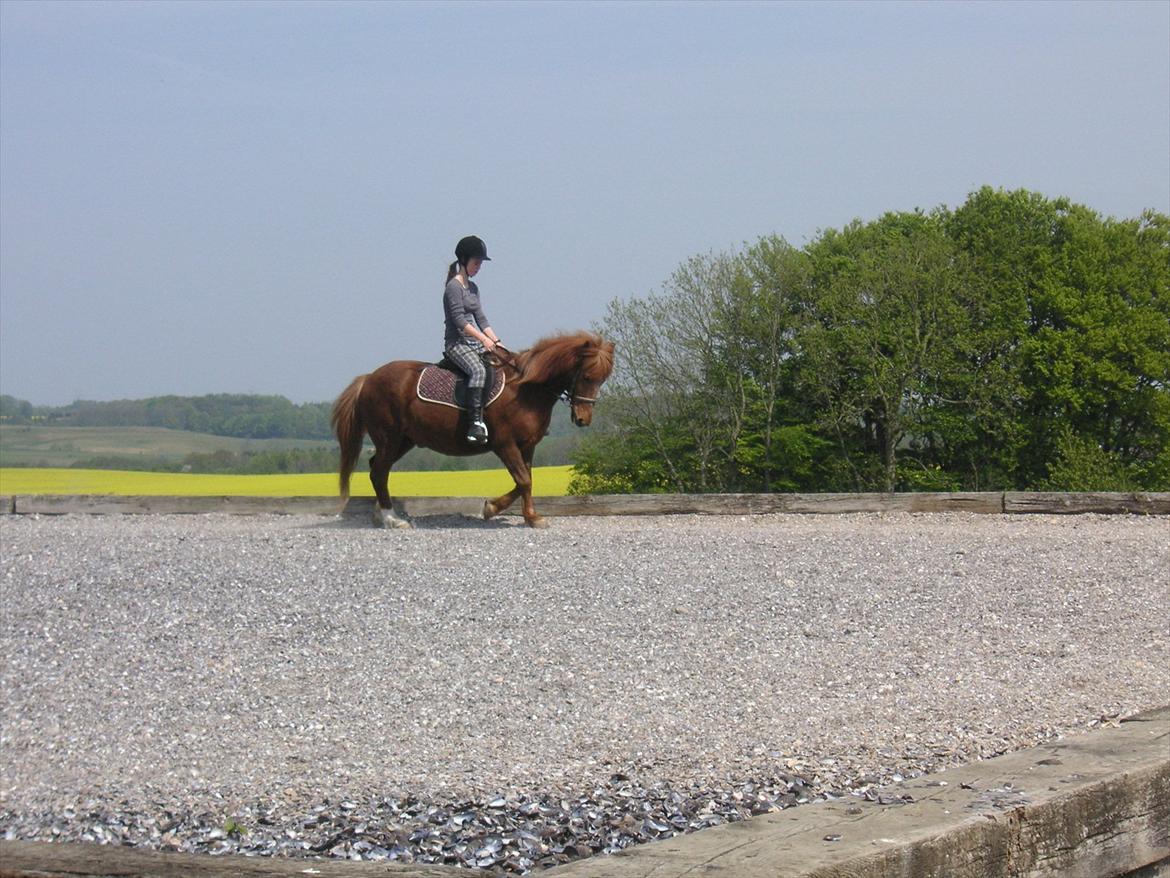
[523,493,789,516]
[780,492,1005,514]
[12,495,346,516]
[474,493,1004,516]
[0,495,13,514]
[0,840,482,877]
[7,492,1169,518]
[1004,492,1170,515]
[1124,856,1170,877]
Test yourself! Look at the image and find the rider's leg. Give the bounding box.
[465,385,488,445]
[445,343,489,444]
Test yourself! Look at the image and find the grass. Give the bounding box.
[0,466,575,497]
[0,425,329,468]
[0,423,581,471]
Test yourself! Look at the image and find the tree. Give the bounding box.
[574,257,733,492]
[802,211,982,491]
[948,188,1170,488]
[576,188,1169,495]
[722,237,827,491]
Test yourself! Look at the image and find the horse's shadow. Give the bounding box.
[403,514,517,530]
[306,513,519,531]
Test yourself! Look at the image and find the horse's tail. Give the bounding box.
[331,374,367,502]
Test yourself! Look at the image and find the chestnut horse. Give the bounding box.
[331,331,615,528]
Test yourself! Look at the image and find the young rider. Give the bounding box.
[443,235,503,445]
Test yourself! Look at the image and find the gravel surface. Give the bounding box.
[2,511,1168,871]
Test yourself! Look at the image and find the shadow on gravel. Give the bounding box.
[410,514,517,530]
[304,514,518,531]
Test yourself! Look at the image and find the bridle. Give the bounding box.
[561,363,600,426]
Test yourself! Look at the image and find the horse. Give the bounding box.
[331,331,615,529]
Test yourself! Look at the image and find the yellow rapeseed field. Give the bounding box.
[0,466,574,497]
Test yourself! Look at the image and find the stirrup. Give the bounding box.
[466,420,489,444]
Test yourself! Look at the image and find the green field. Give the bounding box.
[0,423,581,471]
[0,466,574,497]
[0,425,328,468]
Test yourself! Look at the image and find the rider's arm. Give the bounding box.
[462,323,496,350]
[466,283,498,349]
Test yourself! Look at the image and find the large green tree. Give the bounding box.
[573,188,1169,494]
[801,211,987,491]
[948,188,1170,488]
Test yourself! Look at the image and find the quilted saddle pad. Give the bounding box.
[416,365,505,410]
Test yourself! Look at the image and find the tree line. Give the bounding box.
[570,188,1169,494]
[0,393,333,439]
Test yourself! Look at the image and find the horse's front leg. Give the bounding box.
[483,486,520,521]
[485,444,545,528]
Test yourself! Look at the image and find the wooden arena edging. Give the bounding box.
[2,491,1169,517]
[2,706,1166,877]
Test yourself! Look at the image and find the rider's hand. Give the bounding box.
[483,338,497,352]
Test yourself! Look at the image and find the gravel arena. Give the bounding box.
[2,510,1168,873]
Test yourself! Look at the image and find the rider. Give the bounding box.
[443,235,503,445]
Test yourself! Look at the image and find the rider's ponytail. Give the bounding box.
[447,260,462,282]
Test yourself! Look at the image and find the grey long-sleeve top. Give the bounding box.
[443,277,492,348]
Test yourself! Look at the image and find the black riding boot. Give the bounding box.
[466,387,488,445]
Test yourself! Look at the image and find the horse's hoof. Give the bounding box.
[373,507,412,529]
[483,500,497,521]
[526,516,549,529]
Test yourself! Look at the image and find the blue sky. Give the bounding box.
[2,0,1168,405]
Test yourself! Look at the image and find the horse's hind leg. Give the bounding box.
[369,435,414,529]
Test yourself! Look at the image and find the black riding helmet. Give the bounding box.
[455,235,491,264]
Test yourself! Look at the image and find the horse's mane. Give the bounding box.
[515,331,614,386]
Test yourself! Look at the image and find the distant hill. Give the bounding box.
[0,393,332,440]
[0,394,592,472]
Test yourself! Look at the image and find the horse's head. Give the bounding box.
[568,336,615,427]
[516,332,616,427]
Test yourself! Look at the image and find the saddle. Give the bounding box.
[416,357,505,410]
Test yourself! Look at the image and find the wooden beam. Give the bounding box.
[7,492,1169,518]
[1004,492,1170,515]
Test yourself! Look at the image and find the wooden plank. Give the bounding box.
[1004,492,1170,515]
[12,495,346,516]
[780,492,1005,514]
[528,494,790,516]
[527,494,972,516]
[7,492,1167,519]
[0,840,479,877]
[0,495,13,514]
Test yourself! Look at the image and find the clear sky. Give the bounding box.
[2,0,1168,406]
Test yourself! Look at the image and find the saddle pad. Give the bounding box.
[417,366,505,410]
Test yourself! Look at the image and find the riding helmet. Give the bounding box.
[455,235,491,264]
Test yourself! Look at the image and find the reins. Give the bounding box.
[491,344,598,406]
[489,345,522,373]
